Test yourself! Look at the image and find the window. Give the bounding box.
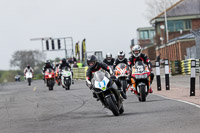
[185,20,191,29]
[149,30,155,40]
[175,20,184,31]
[168,21,174,32]
[140,30,149,40]
[167,20,192,32]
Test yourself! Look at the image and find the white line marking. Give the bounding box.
[154,94,200,109]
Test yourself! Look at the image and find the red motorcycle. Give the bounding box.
[128,61,151,102]
[44,69,55,91]
[114,63,129,94]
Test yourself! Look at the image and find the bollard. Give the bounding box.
[156,61,161,91]
[190,60,196,96]
[165,59,170,90]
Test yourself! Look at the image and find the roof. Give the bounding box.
[151,0,200,23]
[137,27,155,31]
[168,33,195,43]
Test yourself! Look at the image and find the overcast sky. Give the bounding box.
[0,0,152,70]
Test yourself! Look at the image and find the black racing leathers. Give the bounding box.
[103,58,115,66]
[86,62,111,82]
[128,53,154,83]
[128,53,152,68]
[42,65,54,73]
[113,58,128,69]
[58,62,71,70]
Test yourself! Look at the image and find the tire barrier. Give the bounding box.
[73,67,88,80]
[181,59,199,75]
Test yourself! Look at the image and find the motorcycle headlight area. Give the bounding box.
[94,78,109,91]
[135,74,147,79]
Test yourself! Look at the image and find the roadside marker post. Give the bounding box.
[190,60,196,96]
[156,61,161,91]
[165,59,170,90]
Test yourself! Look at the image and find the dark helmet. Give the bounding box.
[87,55,97,69]
[27,64,30,69]
[62,58,66,64]
[117,51,125,61]
[45,60,51,66]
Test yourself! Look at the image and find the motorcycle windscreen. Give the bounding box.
[116,63,127,70]
[94,71,105,82]
[133,61,145,74]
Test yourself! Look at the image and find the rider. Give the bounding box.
[42,60,54,80]
[128,45,154,93]
[86,55,127,99]
[103,53,115,66]
[58,58,73,79]
[113,51,128,69]
[24,64,34,79]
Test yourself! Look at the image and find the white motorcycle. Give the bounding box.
[61,67,72,90]
[25,71,33,86]
[90,71,124,116]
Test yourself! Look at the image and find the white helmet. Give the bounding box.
[131,45,142,57]
[117,51,125,61]
[106,53,112,62]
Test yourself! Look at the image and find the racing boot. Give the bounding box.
[93,92,99,101]
[148,87,153,93]
[116,80,127,99]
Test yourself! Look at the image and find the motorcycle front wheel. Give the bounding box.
[139,85,146,102]
[105,95,119,116]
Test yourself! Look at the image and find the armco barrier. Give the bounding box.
[73,67,88,80]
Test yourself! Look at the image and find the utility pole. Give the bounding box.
[164,0,169,43]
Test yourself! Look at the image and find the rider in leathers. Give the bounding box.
[86,55,127,99]
[103,53,115,66]
[24,64,34,79]
[128,45,154,93]
[58,58,72,79]
[113,51,128,69]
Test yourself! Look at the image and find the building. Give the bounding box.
[149,0,200,61]
[137,27,156,60]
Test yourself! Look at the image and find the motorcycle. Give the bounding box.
[128,61,151,102]
[44,68,55,91]
[114,63,129,94]
[15,75,21,82]
[55,67,61,85]
[25,71,33,86]
[90,71,124,116]
[60,67,72,90]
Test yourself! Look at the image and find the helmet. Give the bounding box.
[131,45,142,57]
[117,51,125,61]
[27,64,30,69]
[62,58,66,63]
[106,53,112,62]
[87,55,97,69]
[45,60,51,66]
[55,62,59,67]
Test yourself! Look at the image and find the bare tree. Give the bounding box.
[10,50,46,70]
[145,0,180,20]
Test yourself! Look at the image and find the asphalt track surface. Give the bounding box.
[0,80,200,133]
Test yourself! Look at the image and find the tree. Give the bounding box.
[145,0,180,20]
[10,50,46,71]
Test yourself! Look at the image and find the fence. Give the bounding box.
[73,67,88,79]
